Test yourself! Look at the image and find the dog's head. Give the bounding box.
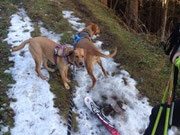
[74,48,85,68]
[86,23,100,36]
[65,47,85,68]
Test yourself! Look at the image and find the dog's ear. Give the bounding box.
[86,22,93,27]
[92,24,97,33]
[67,50,74,56]
[64,47,74,56]
[86,23,97,33]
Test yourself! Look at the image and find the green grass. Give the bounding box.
[31,24,41,37]
[21,0,178,132]
[71,0,176,105]
[21,0,80,131]
[0,1,18,134]
[1,0,179,133]
[49,71,78,132]
[22,0,74,38]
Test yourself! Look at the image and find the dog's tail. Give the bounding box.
[77,40,117,58]
[95,48,117,58]
[12,39,31,52]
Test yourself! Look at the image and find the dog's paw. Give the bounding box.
[89,85,95,89]
[104,72,108,78]
[49,69,55,72]
[105,75,108,78]
[65,84,70,89]
[41,76,48,80]
[66,79,71,83]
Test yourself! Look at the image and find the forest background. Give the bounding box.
[100,0,180,41]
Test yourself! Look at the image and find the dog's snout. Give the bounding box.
[79,62,83,65]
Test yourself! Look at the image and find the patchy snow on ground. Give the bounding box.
[3,8,66,135]
[0,125,8,135]
[62,10,151,135]
[1,6,179,135]
[62,11,180,135]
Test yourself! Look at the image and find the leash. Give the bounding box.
[67,29,91,135]
[151,64,178,135]
[67,43,76,135]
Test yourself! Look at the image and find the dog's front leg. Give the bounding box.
[58,67,70,90]
[65,67,71,83]
[35,60,48,80]
[97,57,108,78]
[88,71,96,89]
[86,63,96,89]
[43,57,55,72]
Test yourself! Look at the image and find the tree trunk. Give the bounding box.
[125,0,129,15]
[129,0,138,30]
[125,0,138,30]
[162,0,165,8]
[103,0,108,6]
[139,0,143,7]
[110,0,113,9]
[113,0,119,11]
[161,0,169,41]
[172,0,176,18]
[155,0,162,34]
[133,0,138,30]
[148,0,152,31]
[125,0,129,24]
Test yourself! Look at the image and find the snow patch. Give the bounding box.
[2,7,179,135]
[62,10,151,135]
[4,8,66,135]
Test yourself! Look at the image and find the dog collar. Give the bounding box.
[64,53,73,66]
[83,28,90,34]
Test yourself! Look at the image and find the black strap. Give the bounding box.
[67,86,74,135]
[169,65,179,127]
[67,42,76,135]
[172,66,178,103]
[170,44,179,62]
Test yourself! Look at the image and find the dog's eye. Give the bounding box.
[76,56,79,58]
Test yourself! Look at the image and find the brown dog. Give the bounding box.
[12,37,85,89]
[75,23,117,89]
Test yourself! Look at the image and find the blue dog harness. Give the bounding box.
[73,30,91,49]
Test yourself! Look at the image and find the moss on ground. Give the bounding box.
[22,0,74,44]
[70,0,178,106]
[21,0,179,132]
[0,1,18,134]
[1,0,180,133]
[22,0,79,131]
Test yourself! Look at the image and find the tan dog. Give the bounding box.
[75,23,117,89]
[12,37,85,89]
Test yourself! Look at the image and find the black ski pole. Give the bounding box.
[169,65,178,127]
